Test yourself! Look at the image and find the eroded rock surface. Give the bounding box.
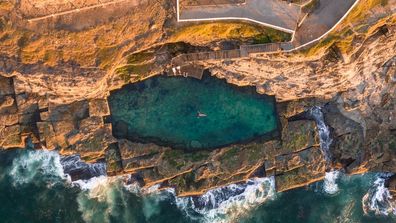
[0,0,395,195]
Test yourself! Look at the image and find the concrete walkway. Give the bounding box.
[178,0,301,33]
[178,0,363,48]
[292,0,358,47]
[173,0,365,65]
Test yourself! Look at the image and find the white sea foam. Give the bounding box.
[75,176,129,223]
[8,149,69,185]
[74,175,168,223]
[362,174,396,216]
[6,149,278,223]
[73,175,110,192]
[309,106,333,163]
[323,170,341,195]
[174,177,276,223]
[7,152,126,223]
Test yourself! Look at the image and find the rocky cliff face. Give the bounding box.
[204,22,396,176]
[0,0,395,196]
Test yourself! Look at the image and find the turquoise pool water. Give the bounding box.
[107,74,279,150]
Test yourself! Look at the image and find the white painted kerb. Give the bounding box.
[176,0,362,52]
[176,0,296,34]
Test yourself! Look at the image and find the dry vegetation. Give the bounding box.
[0,1,14,11]
[0,1,166,70]
[1,0,393,84]
[168,21,291,46]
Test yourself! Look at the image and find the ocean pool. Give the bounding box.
[107,74,279,150]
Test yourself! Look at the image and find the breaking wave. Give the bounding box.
[7,149,107,186]
[73,175,276,223]
[6,149,396,222]
[323,170,341,195]
[175,177,276,223]
[8,149,69,185]
[362,173,396,216]
[74,176,177,223]
[74,176,129,223]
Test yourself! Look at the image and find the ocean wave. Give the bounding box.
[323,170,341,195]
[6,149,396,222]
[8,149,69,186]
[75,176,128,223]
[73,175,276,223]
[362,173,396,216]
[74,176,171,223]
[174,177,276,223]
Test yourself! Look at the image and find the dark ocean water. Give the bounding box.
[107,74,278,150]
[0,149,395,223]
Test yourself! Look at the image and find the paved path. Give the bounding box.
[178,0,301,33]
[25,0,144,22]
[173,0,364,65]
[292,0,357,47]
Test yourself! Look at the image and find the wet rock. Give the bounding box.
[248,161,266,178]
[61,154,106,181]
[385,175,396,194]
[128,173,146,186]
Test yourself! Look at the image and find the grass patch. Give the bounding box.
[43,49,61,66]
[336,34,355,55]
[252,33,290,44]
[127,51,154,64]
[302,34,337,56]
[97,46,118,69]
[344,0,389,25]
[169,22,291,45]
[115,63,152,82]
[121,63,151,75]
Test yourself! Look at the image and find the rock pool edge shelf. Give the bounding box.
[106,73,282,151]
